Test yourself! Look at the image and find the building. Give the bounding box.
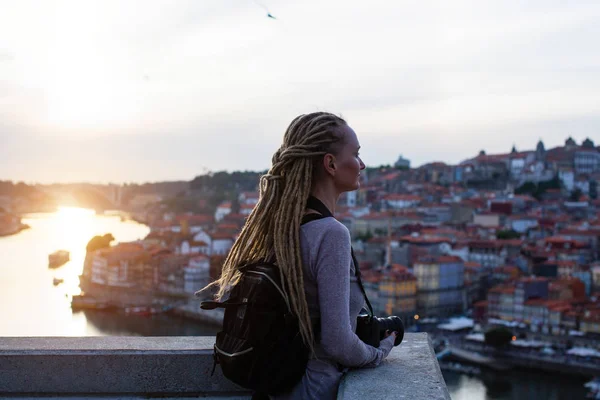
[575,149,600,174]
[513,277,549,323]
[467,240,507,268]
[414,255,465,317]
[394,155,410,169]
[473,212,503,228]
[211,233,234,255]
[383,194,422,209]
[214,201,232,222]
[90,243,148,288]
[183,255,210,294]
[363,264,418,325]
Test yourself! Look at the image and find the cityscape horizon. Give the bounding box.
[2,133,598,186]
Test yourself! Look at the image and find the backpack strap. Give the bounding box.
[301,213,326,225]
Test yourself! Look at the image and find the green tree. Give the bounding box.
[496,230,521,240]
[569,188,583,202]
[484,327,513,348]
[515,175,561,201]
[86,233,115,252]
[355,230,373,242]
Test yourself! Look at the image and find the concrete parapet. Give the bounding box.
[0,333,448,399]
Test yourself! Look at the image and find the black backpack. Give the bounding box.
[199,212,326,395]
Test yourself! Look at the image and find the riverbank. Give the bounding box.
[72,294,224,328]
[0,223,30,237]
[75,278,224,328]
[435,332,600,378]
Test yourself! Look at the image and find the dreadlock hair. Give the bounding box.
[204,111,347,352]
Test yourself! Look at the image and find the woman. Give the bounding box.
[211,112,396,399]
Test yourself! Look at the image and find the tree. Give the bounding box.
[86,233,115,252]
[484,327,513,348]
[355,230,373,242]
[496,230,520,240]
[230,193,241,214]
[569,188,583,202]
[515,175,561,200]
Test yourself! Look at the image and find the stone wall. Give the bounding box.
[0,333,449,399]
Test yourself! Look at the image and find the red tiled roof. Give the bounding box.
[176,214,214,225]
[384,194,422,201]
[211,232,234,240]
[400,235,452,245]
[464,261,482,268]
[415,255,463,264]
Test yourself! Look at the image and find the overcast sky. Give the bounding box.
[1,0,599,184]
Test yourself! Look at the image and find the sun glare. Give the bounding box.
[56,206,96,221]
[54,206,96,256]
[52,207,96,297]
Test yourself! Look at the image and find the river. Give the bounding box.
[0,208,590,398]
[0,207,218,337]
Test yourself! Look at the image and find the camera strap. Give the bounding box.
[306,196,374,317]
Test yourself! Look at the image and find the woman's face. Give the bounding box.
[330,124,365,193]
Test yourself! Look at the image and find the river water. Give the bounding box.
[0,207,218,337]
[0,208,590,398]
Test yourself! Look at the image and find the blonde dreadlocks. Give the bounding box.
[205,112,347,351]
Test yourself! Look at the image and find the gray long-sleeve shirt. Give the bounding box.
[273,216,394,400]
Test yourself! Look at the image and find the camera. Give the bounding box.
[355,315,404,348]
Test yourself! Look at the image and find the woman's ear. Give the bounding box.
[323,153,337,176]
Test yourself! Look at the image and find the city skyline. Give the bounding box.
[1,0,599,184]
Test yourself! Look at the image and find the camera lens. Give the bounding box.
[377,316,404,346]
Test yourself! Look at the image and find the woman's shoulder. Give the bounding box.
[301,216,350,242]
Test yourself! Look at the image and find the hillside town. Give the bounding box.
[69,136,599,338]
[50,137,598,351]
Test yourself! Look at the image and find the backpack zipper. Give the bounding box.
[215,344,254,357]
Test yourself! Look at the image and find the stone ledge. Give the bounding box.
[338,333,450,400]
[0,334,448,399]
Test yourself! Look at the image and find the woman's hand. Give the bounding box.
[384,330,397,341]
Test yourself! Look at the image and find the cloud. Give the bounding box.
[0,0,599,182]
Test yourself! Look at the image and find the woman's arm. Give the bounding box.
[312,223,394,368]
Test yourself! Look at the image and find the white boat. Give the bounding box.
[48,250,70,268]
[584,377,600,398]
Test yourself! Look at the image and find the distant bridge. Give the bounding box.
[38,185,123,210]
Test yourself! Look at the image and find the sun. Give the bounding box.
[54,206,96,242]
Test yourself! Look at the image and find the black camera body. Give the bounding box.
[356,315,404,348]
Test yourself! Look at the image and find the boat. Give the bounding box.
[439,361,481,376]
[48,250,70,268]
[124,306,164,316]
[584,377,600,399]
[71,294,110,310]
[52,277,64,286]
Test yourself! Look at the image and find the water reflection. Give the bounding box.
[82,310,219,337]
[444,369,588,400]
[0,208,151,336]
